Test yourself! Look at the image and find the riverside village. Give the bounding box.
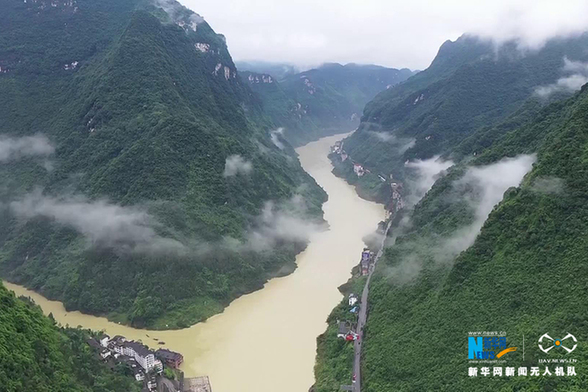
[86,334,211,392]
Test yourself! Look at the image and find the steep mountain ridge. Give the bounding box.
[334,33,588,201]
[0,0,326,329]
[314,36,588,392]
[358,82,588,392]
[241,62,415,146]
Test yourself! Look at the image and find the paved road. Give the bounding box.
[353,221,392,392]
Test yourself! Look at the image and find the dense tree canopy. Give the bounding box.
[314,36,588,391]
[0,0,326,329]
[0,283,140,392]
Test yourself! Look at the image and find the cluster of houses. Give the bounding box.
[333,138,406,217]
[331,141,349,162]
[335,247,378,341]
[87,334,184,391]
[331,141,370,177]
[336,291,363,341]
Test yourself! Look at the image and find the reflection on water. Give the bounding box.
[4,133,385,392]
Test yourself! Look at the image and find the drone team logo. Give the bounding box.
[538,333,577,354]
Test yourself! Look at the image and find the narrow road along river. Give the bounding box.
[4,133,385,392]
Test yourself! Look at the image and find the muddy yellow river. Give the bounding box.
[4,133,385,392]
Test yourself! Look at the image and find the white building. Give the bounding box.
[349,294,358,306]
[98,334,110,348]
[123,342,157,371]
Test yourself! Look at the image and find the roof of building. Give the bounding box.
[98,333,110,340]
[155,348,183,361]
[338,321,351,334]
[118,356,136,366]
[86,338,101,350]
[131,366,143,376]
[125,341,153,357]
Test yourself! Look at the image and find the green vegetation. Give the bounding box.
[315,34,588,391]
[313,277,366,392]
[316,53,588,391]
[359,86,588,391]
[0,0,326,329]
[0,282,141,392]
[337,34,588,199]
[240,63,415,146]
[163,367,176,380]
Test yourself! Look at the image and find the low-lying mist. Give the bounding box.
[535,57,588,98]
[0,134,54,162]
[6,189,323,259]
[404,155,454,206]
[386,154,536,285]
[223,154,253,177]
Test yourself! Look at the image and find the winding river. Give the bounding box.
[4,133,385,392]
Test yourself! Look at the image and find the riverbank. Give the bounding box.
[3,133,386,392]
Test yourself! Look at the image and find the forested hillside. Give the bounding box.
[240,63,415,146]
[334,34,588,201]
[0,282,140,392]
[314,37,588,391]
[0,0,326,329]
[359,81,588,392]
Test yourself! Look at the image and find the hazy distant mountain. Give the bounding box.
[242,63,416,146]
[236,60,300,80]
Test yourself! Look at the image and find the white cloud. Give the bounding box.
[369,131,416,156]
[234,198,325,252]
[223,154,253,177]
[0,134,54,162]
[9,191,186,255]
[388,154,535,284]
[154,0,204,25]
[7,189,322,257]
[180,0,588,69]
[535,57,588,97]
[405,155,454,205]
[270,128,286,150]
[531,176,565,195]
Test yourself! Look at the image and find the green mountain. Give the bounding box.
[314,36,588,391]
[334,34,588,201]
[0,283,140,392]
[240,63,415,146]
[0,0,326,329]
[358,79,588,392]
[235,60,299,80]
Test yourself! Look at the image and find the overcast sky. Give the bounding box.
[181,0,588,70]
